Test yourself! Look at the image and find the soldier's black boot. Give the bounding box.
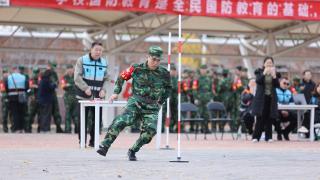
[3,125,8,133]
[97,145,109,156]
[56,125,64,133]
[127,149,137,161]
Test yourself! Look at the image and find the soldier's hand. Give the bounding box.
[109,94,118,103]
[85,88,92,96]
[99,90,106,98]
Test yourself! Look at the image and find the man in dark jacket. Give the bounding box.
[38,70,57,132]
[300,70,316,103]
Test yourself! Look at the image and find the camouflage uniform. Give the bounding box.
[48,61,63,133]
[62,66,78,133]
[193,65,213,133]
[181,70,191,103]
[291,76,301,94]
[100,46,171,154]
[181,70,196,132]
[25,68,40,133]
[216,69,233,131]
[1,68,9,132]
[230,67,248,131]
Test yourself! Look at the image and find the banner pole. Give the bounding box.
[170,14,188,163]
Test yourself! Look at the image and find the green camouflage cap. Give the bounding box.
[66,64,73,69]
[236,66,243,71]
[18,65,25,71]
[242,67,248,72]
[183,69,189,74]
[170,65,176,70]
[2,67,8,73]
[200,64,207,69]
[293,76,300,81]
[49,60,57,68]
[32,67,39,73]
[222,69,229,74]
[188,70,194,74]
[148,46,163,60]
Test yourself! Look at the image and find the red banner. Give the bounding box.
[10,0,320,21]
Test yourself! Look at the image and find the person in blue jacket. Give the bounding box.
[275,77,297,141]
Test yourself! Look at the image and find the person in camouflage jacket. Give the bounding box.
[97,46,171,161]
[193,65,214,133]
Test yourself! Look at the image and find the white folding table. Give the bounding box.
[79,100,127,149]
[278,104,317,141]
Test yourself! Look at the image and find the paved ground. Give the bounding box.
[0,132,319,180]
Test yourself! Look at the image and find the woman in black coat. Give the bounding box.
[251,57,280,142]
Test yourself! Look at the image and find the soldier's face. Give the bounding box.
[67,68,74,75]
[170,70,177,76]
[90,45,103,60]
[147,56,160,70]
[200,69,206,75]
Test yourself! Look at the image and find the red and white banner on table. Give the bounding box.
[7,0,320,21]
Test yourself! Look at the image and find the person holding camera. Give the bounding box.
[251,57,280,142]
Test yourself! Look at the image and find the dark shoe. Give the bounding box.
[56,126,64,133]
[3,126,8,133]
[88,141,94,148]
[97,145,109,156]
[130,128,140,133]
[64,130,71,134]
[277,134,282,141]
[283,132,290,141]
[127,149,137,161]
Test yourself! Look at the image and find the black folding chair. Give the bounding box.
[181,102,204,140]
[207,102,234,140]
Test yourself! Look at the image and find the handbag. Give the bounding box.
[11,75,28,103]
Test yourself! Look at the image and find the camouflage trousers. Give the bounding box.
[52,93,62,127]
[101,98,159,152]
[25,97,39,132]
[64,95,78,133]
[198,99,210,132]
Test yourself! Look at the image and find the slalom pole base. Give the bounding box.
[169,157,189,163]
[160,145,175,150]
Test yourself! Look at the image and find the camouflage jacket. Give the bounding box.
[62,74,76,96]
[114,62,171,105]
[29,75,40,98]
[170,76,178,100]
[193,75,213,101]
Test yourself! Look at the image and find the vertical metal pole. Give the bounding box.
[310,107,315,142]
[177,14,182,160]
[80,102,85,149]
[156,107,163,149]
[170,15,188,163]
[94,103,100,150]
[165,32,172,148]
